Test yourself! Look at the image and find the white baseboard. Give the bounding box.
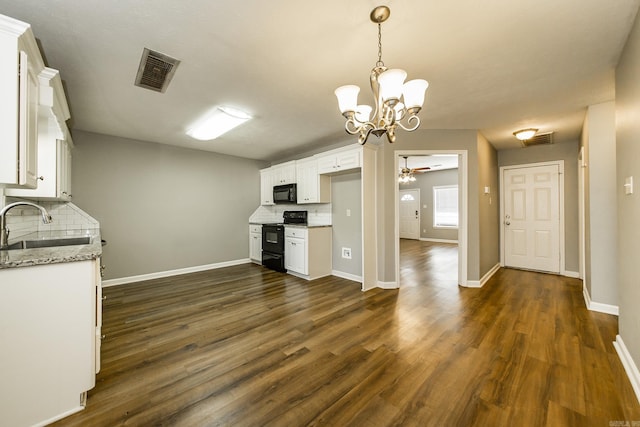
[613,335,640,404]
[582,284,619,315]
[563,270,580,278]
[102,258,251,287]
[376,281,398,290]
[331,270,362,283]
[462,263,500,288]
[419,238,458,244]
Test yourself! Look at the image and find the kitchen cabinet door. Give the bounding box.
[272,161,296,185]
[296,158,330,204]
[0,260,97,426]
[317,147,361,175]
[249,224,262,262]
[285,236,306,274]
[6,137,73,200]
[260,169,275,205]
[0,16,44,188]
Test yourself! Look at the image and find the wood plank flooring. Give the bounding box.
[52,240,640,426]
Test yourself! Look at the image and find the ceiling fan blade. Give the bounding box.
[411,167,431,172]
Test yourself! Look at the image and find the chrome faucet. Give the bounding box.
[0,202,53,249]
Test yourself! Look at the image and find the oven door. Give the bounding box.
[262,251,286,272]
[262,225,284,254]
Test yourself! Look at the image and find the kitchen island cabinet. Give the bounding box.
[0,255,102,426]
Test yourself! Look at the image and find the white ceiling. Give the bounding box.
[1,0,638,161]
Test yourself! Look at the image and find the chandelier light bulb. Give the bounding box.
[403,79,429,109]
[335,85,360,114]
[378,69,407,103]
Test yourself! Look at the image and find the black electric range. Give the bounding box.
[262,211,307,272]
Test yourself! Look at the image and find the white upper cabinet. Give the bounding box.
[271,161,296,185]
[0,15,45,188]
[317,147,361,175]
[296,158,330,204]
[6,68,73,200]
[260,168,275,206]
[260,161,296,206]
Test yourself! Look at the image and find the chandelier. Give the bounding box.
[335,6,429,145]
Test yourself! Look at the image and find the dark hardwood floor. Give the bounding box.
[53,240,640,426]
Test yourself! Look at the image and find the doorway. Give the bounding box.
[394,150,468,287]
[500,161,565,274]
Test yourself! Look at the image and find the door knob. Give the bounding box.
[505,221,511,226]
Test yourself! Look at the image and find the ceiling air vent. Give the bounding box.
[522,132,554,147]
[134,48,180,93]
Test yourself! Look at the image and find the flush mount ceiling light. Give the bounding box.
[513,128,538,141]
[335,6,429,145]
[186,106,251,141]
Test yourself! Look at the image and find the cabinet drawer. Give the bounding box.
[249,224,262,233]
[285,227,307,239]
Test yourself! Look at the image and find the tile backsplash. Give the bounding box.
[3,198,99,240]
[249,203,332,226]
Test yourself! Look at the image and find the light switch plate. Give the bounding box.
[342,247,352,259]
[624,176,634,195]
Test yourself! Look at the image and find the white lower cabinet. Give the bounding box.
[284,226,332,280]
[249,224,262,263]
[285,232,307,274]
[0,259,100,426]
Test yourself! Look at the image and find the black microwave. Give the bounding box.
[273,184,297,204]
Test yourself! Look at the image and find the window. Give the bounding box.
[433,185,458,228]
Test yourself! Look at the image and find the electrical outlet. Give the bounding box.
[342,247,352,259]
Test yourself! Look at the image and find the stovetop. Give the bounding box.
[262,210,308,226]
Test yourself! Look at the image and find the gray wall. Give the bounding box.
[402,168,459,241]
[478,133,501,276]
[615,8,640,376]
[71,130,265,280]
[581,102,617,305]
[376,129,499,283]
[331,171,362,277]
[498,141,580,273]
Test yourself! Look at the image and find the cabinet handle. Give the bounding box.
[38,176,44,181]
[102,295,107,301]
[101,334,106,340]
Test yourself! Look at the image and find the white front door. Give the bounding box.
[503,164,560,273]
[399,189,420,240]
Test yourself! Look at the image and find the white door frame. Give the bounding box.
[578,147,586,280]
[399,188,421,240]
[394,150,468,287]
[499,160,565,275]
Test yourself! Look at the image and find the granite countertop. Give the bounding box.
[249,222,332,229]
[0,229,102,269]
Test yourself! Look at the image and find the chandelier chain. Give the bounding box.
[376,23,384,67]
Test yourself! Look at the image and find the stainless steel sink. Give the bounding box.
[3,236,91,250]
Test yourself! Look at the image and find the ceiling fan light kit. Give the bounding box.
[335,5,429,145]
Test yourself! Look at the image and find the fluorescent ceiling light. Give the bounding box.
[187,106,251,140]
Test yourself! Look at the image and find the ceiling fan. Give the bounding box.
[398,156,430,183]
